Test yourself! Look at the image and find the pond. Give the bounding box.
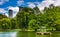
[0,32,16,37]
[0,31,60,37]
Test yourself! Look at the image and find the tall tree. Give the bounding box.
[16,7,35,30]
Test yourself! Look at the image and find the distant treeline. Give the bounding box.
[0,4,60,31]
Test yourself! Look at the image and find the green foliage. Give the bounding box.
[43,4,60,31]
[0,5,60,31]
[0,18,11,29]
[11,18,18,29]
[0,14,7,19]
[28,19,39,30]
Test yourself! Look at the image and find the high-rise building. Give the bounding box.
[9,9,13,18]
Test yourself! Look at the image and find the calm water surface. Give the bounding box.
[17,31,60,37]
[0,32,16,37]
[0,31,60,37]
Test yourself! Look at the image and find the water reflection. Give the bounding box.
[0,31,60,37]
[17,31,60,37]
[0,32,16,37]
[17,31,36,37]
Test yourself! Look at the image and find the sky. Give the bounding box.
[0,0,60,17]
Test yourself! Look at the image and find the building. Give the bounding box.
[9,9,13,18]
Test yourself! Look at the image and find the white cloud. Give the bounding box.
[8,6,19,17]
[0,6,19,18]
[17,0,60,12]
[28,2,36,8]
[0,8,7,13]
[0,0,9,5]
[13,12,17,17]
[0,8,8,17]
[37,0,60,11]
[17,0,24,6]
[8,6,19,12]
[54,0,60,6]
[5,13,8,17]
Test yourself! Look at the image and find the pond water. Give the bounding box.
[0,32,16,37]
[0,31,60,37]
[17,31,60,37]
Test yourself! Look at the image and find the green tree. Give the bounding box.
[0,14,7,19]
[28,19,39,31]
[43,4,60,31]
[11,18,18,29]
[16,7,35,30]
[0,18,11,30]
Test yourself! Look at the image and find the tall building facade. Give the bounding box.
[9,9,13,18]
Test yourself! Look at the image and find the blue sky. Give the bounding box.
[0,0,43,8]
[0,0,43,17]
[0,0,60,17]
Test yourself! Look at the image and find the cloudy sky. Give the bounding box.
[0,0,60,17]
